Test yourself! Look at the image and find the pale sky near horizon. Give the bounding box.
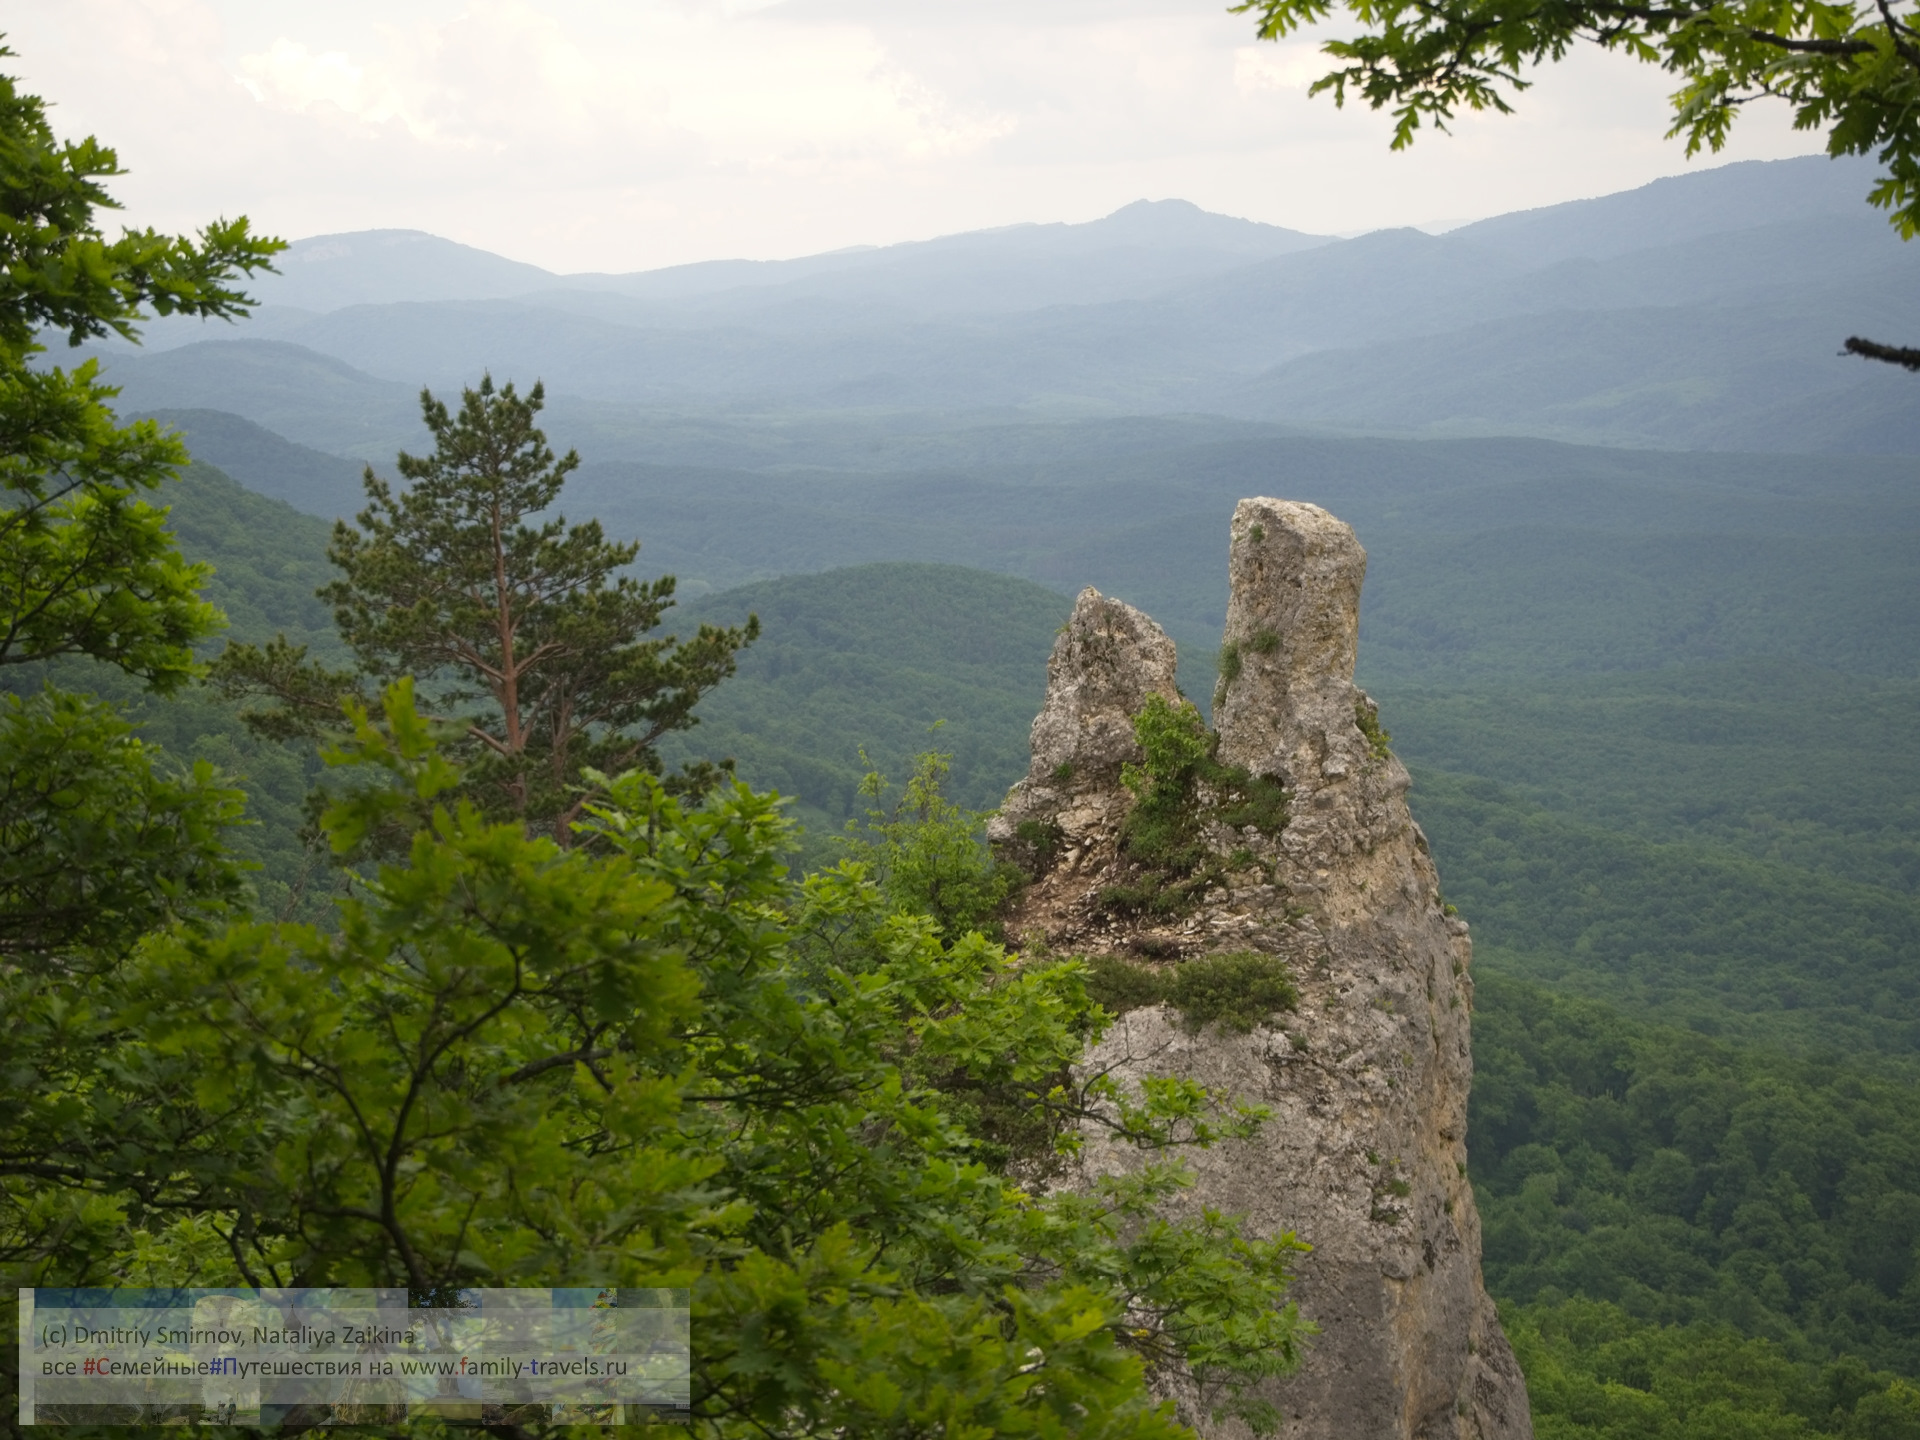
[11,0,1836,274]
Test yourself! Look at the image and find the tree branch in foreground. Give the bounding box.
[1844,336,1920,371]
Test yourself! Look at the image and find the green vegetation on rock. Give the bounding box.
[1099,694,1289,918]
[1084,952,1300,1036]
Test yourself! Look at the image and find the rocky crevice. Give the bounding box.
[990,498,1532,1440]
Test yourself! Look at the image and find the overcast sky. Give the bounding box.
[12,0,1832,274]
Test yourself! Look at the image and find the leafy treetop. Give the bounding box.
[1232,0,1920,237]
[0,42,278,975]
[75,685,1312,1436]
[0,45,278,358]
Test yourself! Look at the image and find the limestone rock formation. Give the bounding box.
[987,587,1182,871]
[994,498,1532,1440]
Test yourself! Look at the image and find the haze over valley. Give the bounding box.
[98,154,1920,458]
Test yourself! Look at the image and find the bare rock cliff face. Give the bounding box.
[991,499,1532,1440]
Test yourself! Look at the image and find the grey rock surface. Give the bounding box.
[987,585,1182,863]
[996,498,1531,1440]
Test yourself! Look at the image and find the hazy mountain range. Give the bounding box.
[85,153,1920,458]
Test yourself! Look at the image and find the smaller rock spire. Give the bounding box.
[987,586,1180,856]
[992,502,1532,1440]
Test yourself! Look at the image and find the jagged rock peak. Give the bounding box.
[987,586,1180,857]
[995,501,1532,1440]
[1214,497,1368,790]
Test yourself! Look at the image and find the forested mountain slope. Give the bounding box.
[103,414,1920,688]
[664,565,1071,843]
[143,408,368,520]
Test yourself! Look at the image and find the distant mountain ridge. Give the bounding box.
[92,152,1920,454]
[238,198,1331,316]
[253,230,558,311]
[1448,155,1880,260]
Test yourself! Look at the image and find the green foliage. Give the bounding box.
[0,56,279,354]
[123,684,706,1294]
[1507,1298,1920,1440]
[1215,639,1243,705]
[840,747,1023,942]
[213,375,757,841]
[1122,693,1219,847]
[1168,952,1300,1035]
[1103,694,1288,917]
[0,410,221,691]
[1086,953,1178,1015]
[661,562,1072,852]
[1233,0,1920,243]
[0,687,245,967]
[1355,694,1391,758]
[1080,951,1298,1036]
[1471,971,1920,1375]
[0,49,278,697]
[43,685,1310,1435]
[7,460,352,921]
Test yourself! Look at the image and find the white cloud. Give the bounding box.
[238,40,424,137]
[0,0,1834,271]
[230,2,1015,173]
[1234,44,1324,93]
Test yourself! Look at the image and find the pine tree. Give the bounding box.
[214,375,757,842]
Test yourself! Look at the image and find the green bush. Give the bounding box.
[842,748,1023,941]
[1167,951,1299,1034]
[1084,953,1172,1015]
[1081,951,1297,1035]
[1215,640,1243,706]
[1102,694,1288,917]
[1354,695,1392,759]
